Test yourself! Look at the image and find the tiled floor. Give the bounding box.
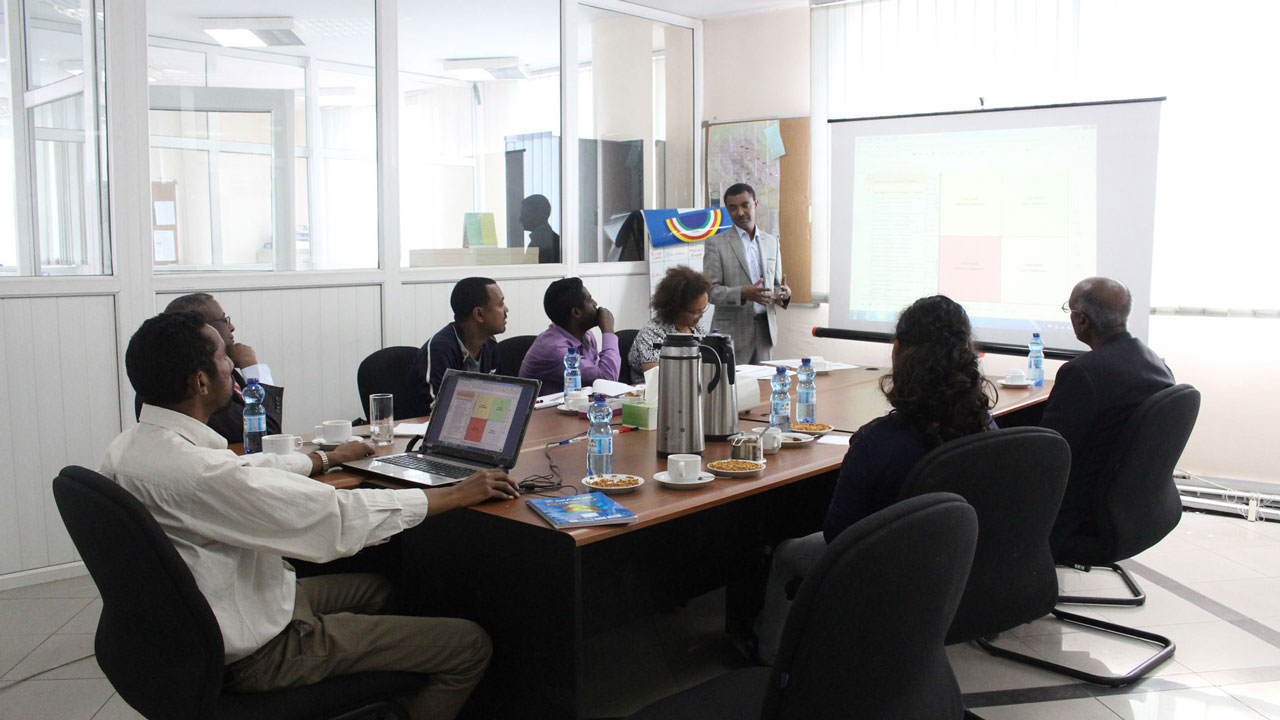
[4,510,1280,719]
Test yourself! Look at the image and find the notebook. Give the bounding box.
[342,370,540,487]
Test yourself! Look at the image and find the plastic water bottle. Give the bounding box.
[796,358,817,424]
[587,393,614,475]
[563,346,581,393]
[1028,333,1045,387]
[242,378,266,453]
[769,366,791,431]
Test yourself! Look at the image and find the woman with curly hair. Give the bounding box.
[628,265,713,380]
[753,295,996,664]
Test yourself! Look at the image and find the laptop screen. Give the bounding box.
[425,370,540,468]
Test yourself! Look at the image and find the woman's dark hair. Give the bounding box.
[650,266,712,326]
[879,295,995,448]
[126,311,220,408]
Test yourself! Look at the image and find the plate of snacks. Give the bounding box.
[789,422,834,437]
[706,459,766,478]
[582,474,645,495]
[750,427,817,448]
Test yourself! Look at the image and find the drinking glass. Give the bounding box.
[369,393,394,446]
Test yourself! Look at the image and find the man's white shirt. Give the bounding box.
[101,405,429,662]
[734,225,767,316]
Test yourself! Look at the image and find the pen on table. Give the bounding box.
[548,427,636,447]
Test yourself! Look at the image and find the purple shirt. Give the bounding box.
[519,323,621,394]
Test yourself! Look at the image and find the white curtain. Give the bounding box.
[816,0,1280,310]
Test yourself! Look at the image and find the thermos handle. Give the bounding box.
[700,344,723,395]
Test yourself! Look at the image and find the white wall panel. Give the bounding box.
[0,295,121,574]
[157,286,383,433]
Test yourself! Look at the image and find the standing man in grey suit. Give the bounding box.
[704,183,791,363]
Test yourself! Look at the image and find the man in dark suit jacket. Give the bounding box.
[1042,277,1175,559]
[164,294,283,444]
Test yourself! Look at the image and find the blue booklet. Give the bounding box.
[526,492,638,529]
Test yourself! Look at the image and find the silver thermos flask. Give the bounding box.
[700,333,738,440]
[657,333,719,456]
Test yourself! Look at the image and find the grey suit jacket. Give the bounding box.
[703,227,788,350]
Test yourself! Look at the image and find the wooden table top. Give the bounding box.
[319,367,1054,545]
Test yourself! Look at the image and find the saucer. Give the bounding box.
[654,470,714,489]
[556,403,584,415]
[999,379,1033,388]
[311,437,348,450]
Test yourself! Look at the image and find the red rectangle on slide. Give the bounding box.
[465,416,487,444]
[938,236,1002,303]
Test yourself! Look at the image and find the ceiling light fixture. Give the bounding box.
[443,57,529,82]
[199,17,305,48]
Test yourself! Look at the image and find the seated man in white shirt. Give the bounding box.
[102,311,521,720]
[163,293,283,444]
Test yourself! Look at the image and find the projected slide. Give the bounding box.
[849,126,1096,325]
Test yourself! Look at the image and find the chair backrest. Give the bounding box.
[357,346,425,419]
[52,466,225,720]
[496,335,537,378]
[1101,384,1201,561]
[763,493,977,720]
[615,329,640,384]
[898,427,1071,644]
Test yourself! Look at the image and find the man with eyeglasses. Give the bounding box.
[164,293,283,445]
[1042,277,1175,559]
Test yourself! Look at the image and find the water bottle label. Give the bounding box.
[771,400,789,416]
[798,389,815,404]
[565,375,581,391]
[1029,358,1042,370]
[588,437,612,455]
[244,415,266,433]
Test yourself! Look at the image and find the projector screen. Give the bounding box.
[827,99,1162,354]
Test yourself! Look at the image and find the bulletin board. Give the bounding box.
[704,116,812,304]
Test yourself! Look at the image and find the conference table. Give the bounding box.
[321,368,1053,719]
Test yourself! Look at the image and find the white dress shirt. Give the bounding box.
[735,225,767,315]
[101,405,430,662]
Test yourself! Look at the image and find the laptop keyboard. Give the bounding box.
[377,454,475,479]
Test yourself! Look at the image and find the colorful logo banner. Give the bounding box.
[643,208,733,248]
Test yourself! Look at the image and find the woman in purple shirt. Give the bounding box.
[755,294,996,664]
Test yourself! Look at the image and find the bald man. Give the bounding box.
[1042,277,1175,559]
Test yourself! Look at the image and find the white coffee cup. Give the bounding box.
[565,389,589,411]
[263,434,303,455]
[1005,369,1027,384]
[667,454,701,483]
[315,420,353,444]
[760,427,783,454]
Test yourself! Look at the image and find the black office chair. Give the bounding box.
[628,492,979,720]
[496,334,537,378]
[1055,384,1201,606]
[356,346,425,420]
[52,466,421,720]
[616,328,640,384]
[898,427,1175,687]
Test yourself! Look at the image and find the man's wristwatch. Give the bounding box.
[316,450,330,474]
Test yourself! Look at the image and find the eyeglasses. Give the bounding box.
[686,306,707,319]
[211,313,232,326]
[1062,302,1092,323]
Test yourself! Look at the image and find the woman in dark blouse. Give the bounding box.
[823,294,997,541]
[755,294,996,664]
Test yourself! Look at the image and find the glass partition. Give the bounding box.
[398,0,562,268]
[146,3,376,270]
[578,6,694,263]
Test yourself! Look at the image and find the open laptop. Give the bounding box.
[343,370,541,487]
